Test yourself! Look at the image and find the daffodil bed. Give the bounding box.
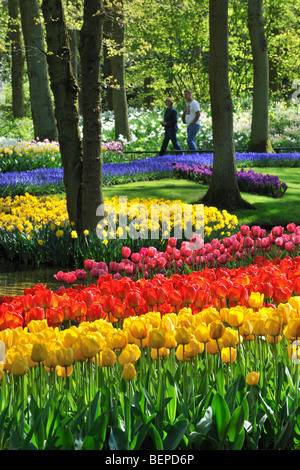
[0,194,238,266]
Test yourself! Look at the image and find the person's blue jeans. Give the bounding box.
[187,123,200,152]
[159,129,183,156]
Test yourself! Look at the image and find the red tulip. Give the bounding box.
[272,286,292,304]
[181,284,197,305]
[86,303,103,322]
[122,246,131,258]
[240,225,250,236]
[24,307,45,326]
[251,226,262,239]
[126,290,142,309]
[271,226,284,237]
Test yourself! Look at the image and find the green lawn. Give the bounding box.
[102,167,300,229]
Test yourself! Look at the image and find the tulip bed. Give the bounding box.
[2,138,300,450]
[1,227,300,450]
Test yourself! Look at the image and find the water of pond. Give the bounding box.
[0,265,70,297]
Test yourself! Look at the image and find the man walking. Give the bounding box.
[183,90,200,153]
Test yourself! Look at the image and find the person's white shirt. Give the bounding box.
[185,99,201,126]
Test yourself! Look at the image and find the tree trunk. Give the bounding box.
[247,0,274,153]
[41,0,83,231]
[8,0,25,118]
[68,28,79,81]
[79,0,104,232]
[103,8,113,111]
[19,0,58,141]
[201,0,254,211]
[110,0,130,141]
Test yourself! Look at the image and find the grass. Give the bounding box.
[102,167,300,229]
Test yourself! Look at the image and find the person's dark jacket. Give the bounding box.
[163,107,178,131]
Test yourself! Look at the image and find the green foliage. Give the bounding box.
[1,336,300,449]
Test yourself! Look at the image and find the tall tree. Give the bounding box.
[42,0,83,229]
[105,0,130,140]
[19,0,57,141]
[201,0,253,211]
[247,0,274,153]
[42,0,104,233]
[79,0,104,232]
[8,0,25,118]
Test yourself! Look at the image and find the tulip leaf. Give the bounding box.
[54,425,75,450]
[232,427,245,450]
[82,410,112,450]
[147,423,164,450]
[163,419,188,450]
[227,405,244,443]
[212,393,231,443]
[225,375,244,414]
[195,406,213,435]
[109,426,128,450]
[166,370,177,423]
[130,416,156,450]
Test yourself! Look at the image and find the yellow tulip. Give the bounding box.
[43,350,58,370]
[175,345,190,362]
[248,292,264,309]
[266,334,282,344]
[221,347,237,364]
[100,348,117,367]
[239,319,253,338]
[130,319,148,340]
[208,320,226,340]
[56,365,74,377]
[222,328,239,348]
[284,319,300,340]
[185,338,204,358]
[264,316,282,337]
[118,348,136,366]
[11,354,28,376]
[56,347,74,367]
[175,326,191,345]
[106,330,127,350]
[122,363,136,381]
[246,371,260,386]
[194,323,210,343]
[164,331,177,349]
[81,336,100,359]
[150,347,170,360]
[148,328,166,350]
[226,307,245,328]
[31,342,48,363]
